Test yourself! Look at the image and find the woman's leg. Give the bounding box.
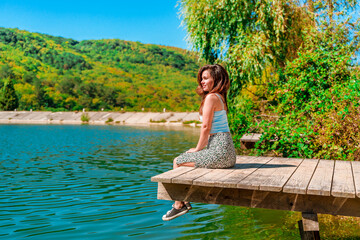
[173,158,195,209]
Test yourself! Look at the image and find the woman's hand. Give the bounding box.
[186,148,198,153]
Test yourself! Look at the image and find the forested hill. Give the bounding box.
[0,27,201,111]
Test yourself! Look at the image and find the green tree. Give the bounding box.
[0,64,14,79]
[178,0,359,97]
[34,79,53,109]
[179,0,359,158]
[179,0,313,95]
[0,79,19,110]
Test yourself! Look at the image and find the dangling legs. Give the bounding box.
[173,158,195,209]
[162,158,195,221]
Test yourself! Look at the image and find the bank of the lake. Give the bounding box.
[0,111,201,126]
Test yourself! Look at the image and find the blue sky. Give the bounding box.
[0,0,189,49]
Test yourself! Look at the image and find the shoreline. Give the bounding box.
[0,111,201,126]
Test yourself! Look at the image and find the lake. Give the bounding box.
[0,124,335,239]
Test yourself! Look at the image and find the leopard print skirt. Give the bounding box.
[176,132,236,169]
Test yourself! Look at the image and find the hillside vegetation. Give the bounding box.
[0,27,201,111]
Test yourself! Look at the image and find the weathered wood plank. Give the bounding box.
[252,134,262,141]
[298,213,320,240]
[171,168,212,185]
[192,155,261,187]
[283,159,319,194]
[240,134,254,141]
[236,155,260,163]
[212,157,273,188]
[307,160,335,196]
[240,133,262,143]
[193,168,237,187]
[352,161,360,198]
[151,166,194,183]
[237,157,303,192]
[331,160,356,198]
[301,213,319,232]
[157,183,360,217]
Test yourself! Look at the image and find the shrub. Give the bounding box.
[81,113,90,123]
[183,120,201,125]
[150,119,167,123]
[105,117,114,123]
[256,42,358,159]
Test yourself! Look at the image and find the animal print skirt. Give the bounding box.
[176,132,236,169]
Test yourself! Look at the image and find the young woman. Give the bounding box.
[162,64,236,221]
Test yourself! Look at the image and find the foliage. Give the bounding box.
[283,212,360,239]
[312,98,360,160]
[81,113,90,122]
[179,0,360,160]
[183,120,202,125]
[0,27,202,112]
[0,79,19,110]
[179,0,312,97]
[150,118,167,123]
[105,117,114,123]
[256,36,359,159]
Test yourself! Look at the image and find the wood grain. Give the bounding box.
[151,166,194,183]
[307,160,335,196]
[171,168,212,184]
[237,157,303,192]
[301,213,319,231]
[352,161,360,198]
[283,159,319,194]
[193,156,268,187]
[213,157,273,188]
[331,160,355,198]
[193,168,237,187]
[157,183,360,217]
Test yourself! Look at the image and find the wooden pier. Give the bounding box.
[151,156,360,239]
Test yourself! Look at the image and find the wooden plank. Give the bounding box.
[171,168,212,185]
[212,157,273,188]
[301,213,319,232]
[351,161,360,198]
[252,134,262,141]
[298,216,320,240]
[151,166,194,183]
[283,159,319,194]
[193,168,237,187]
[237,157,303,192]
[193,155,262,187]
[240,133,261,143]
[240,133,254,141]
[236,155,259,163]
[331,160,355,198]
[157,183,360,217]
[307,160,334,196]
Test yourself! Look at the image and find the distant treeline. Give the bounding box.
[0,27,201,112]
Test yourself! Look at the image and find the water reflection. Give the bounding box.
[1,124,300,239]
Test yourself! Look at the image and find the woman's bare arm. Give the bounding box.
[187,94,217,152]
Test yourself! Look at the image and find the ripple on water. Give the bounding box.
[0,125,300,240]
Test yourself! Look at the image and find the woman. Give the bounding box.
[162,64,236,221]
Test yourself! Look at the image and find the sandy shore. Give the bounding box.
[0,111,201,126]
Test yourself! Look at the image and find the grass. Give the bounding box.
[105,117,114,124]
[81,113,90,123]
[282,212,360,239]
[150,119,167,123]
[183,120,202,125]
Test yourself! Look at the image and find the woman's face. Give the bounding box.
[201,70,214,92]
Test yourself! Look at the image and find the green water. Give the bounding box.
[1,124,301,239]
